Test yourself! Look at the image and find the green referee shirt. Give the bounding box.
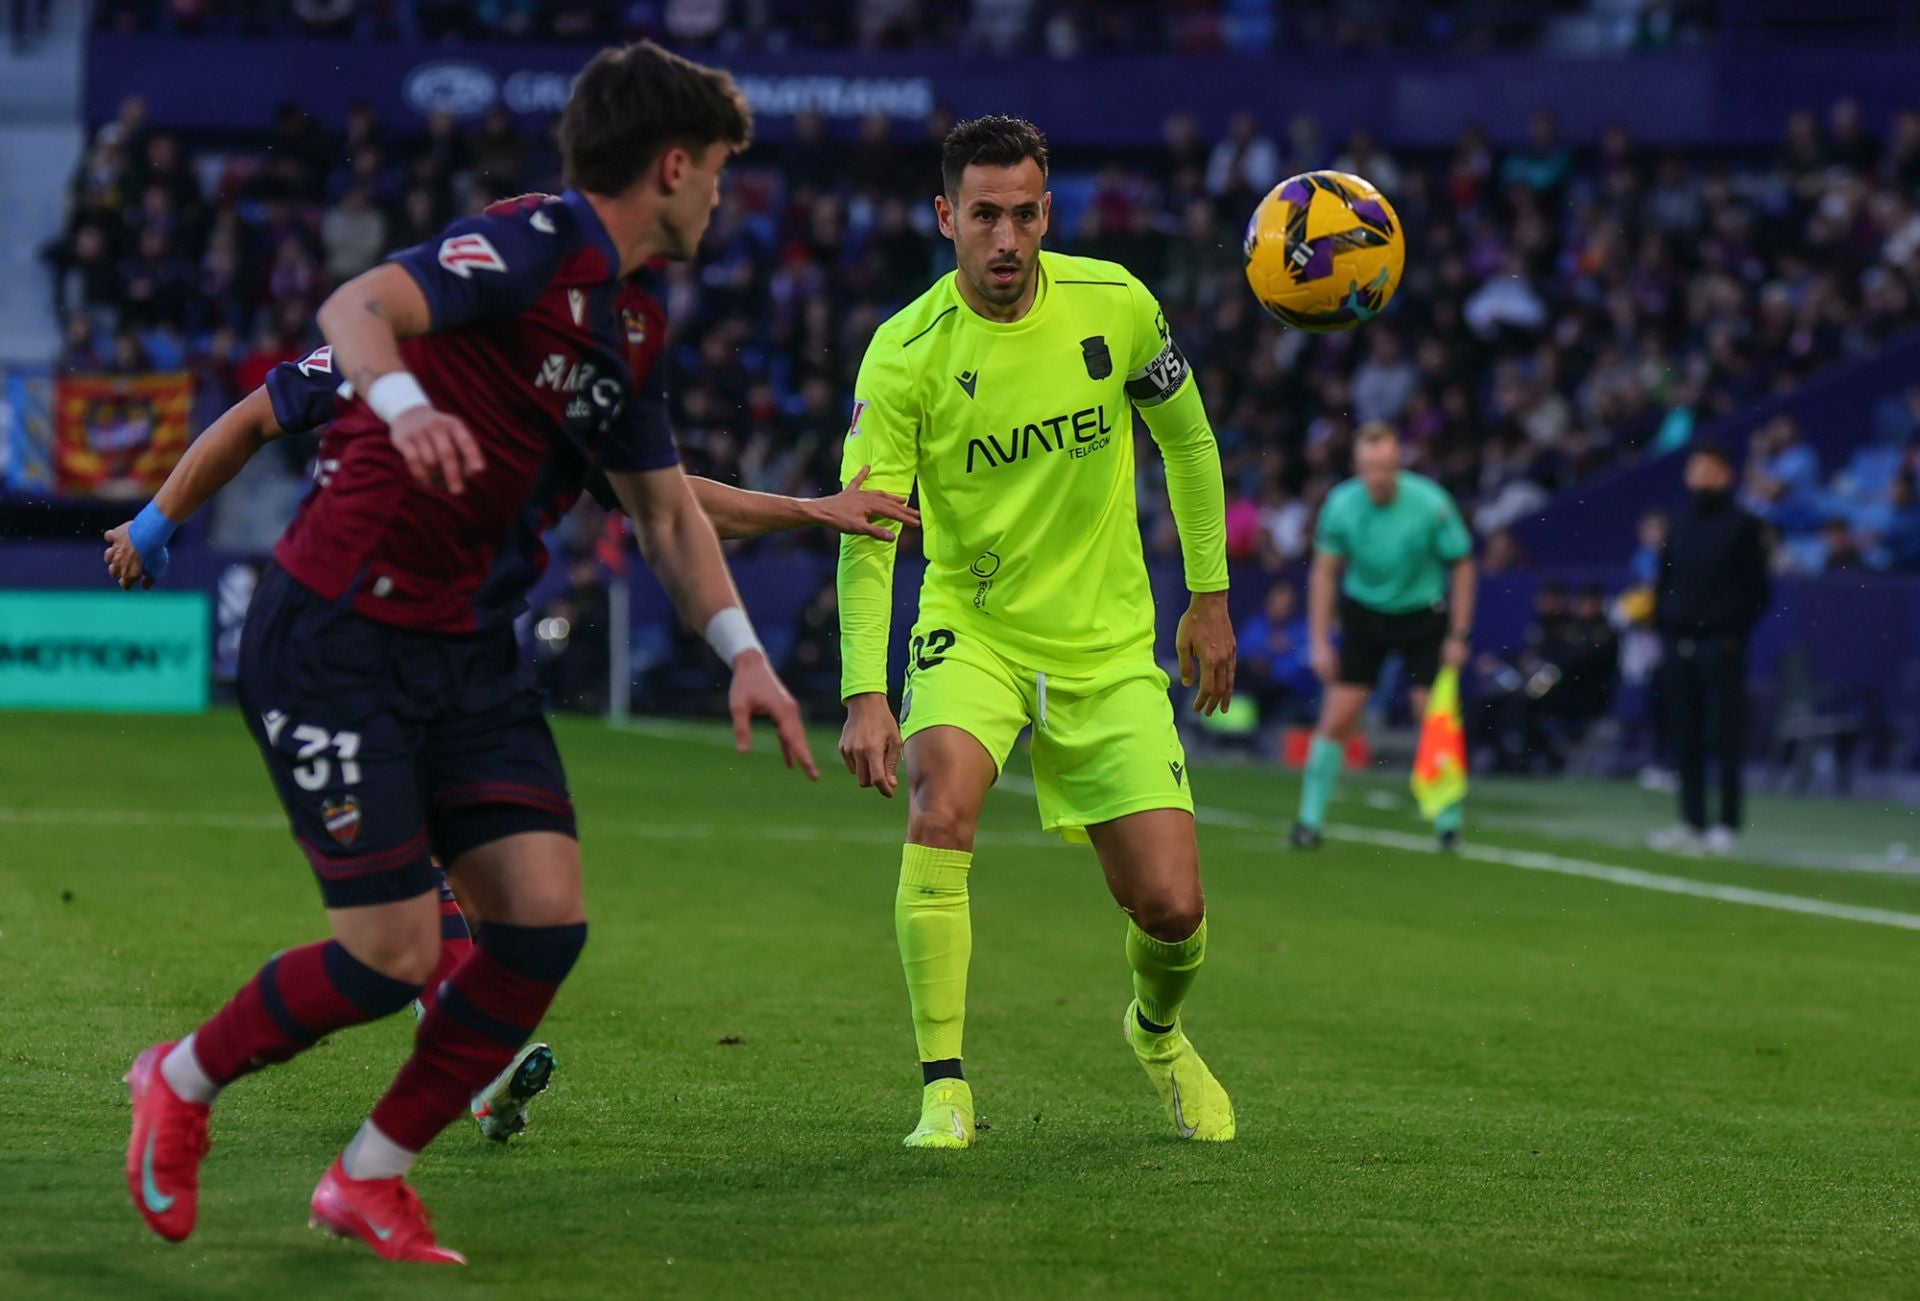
[1314,471,1472,613]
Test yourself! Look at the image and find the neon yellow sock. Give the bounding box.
[896,844,972,1063]
[1126,915,1207,1030]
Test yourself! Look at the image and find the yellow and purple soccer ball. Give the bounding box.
[1243,171,1404,333]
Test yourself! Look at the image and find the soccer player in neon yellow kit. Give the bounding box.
[837,117,1238,1147]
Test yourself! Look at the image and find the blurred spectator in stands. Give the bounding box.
[1629,510,1667,585]
[58,318,110,374]
[1445,124,1494,209]
[1827,98,1880,174]
[47,222,124,327]
[119,227,192,331]
[1502,110,1572,201]
[1817,517,1867,572]
[468,106,527,193]
[1552,583,1622,732]
[1480,528,1524,573]
[1332,127,1403,197]
[265,235,319,314]
[321,184,388,283]
[1858,470,1920,570]
[1651,442,1771,855]
[1741,413,1824,532]
[1237,583,1319,726]
[1206,111,1280,206]
[232,322,297,395]
[132,133,203,233]
[110,329,152,373]
[1352,329,1418,425]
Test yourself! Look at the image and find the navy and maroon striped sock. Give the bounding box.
[368,921,586,1152]
[191,940,423,1085]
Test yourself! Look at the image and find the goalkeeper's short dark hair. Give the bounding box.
[941,116,1050,195]
[559,40,752,196]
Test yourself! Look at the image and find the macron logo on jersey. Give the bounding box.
[295,346,333,377]
[437,233,507,279]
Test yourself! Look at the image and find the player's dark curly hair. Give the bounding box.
[560,41,753,195]
[941,116,1050,195]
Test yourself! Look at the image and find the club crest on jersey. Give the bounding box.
[322,795,362,846]
[622,307,648,346]
[437,232,507,279]
[1081,336,1112,380]
[295,346,333,377]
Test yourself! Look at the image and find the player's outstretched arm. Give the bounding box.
[1128,277,1234,713]
[103,385,286,590]
[690,467,920,541]
[316,263,486,496]
[1137,367,1235,713]
[607,464,819,780]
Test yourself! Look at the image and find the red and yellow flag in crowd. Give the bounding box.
[1412,665,1469,821]
[52,372,193,498]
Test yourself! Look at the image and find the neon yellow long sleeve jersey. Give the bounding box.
[837,251,1227,700]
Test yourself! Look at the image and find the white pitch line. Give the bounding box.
[1322,823,1920,932]
[992,774,1920,934]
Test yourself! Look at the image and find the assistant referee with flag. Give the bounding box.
[1292,423,1477,850]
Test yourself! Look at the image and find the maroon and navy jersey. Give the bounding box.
[270,191,673,632]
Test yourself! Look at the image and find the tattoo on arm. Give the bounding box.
[363,301,382,317]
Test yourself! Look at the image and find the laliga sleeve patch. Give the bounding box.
[1125,335,1191,408]
[848,398,868,438]
[437,232,507,279]
[295,346,333,377]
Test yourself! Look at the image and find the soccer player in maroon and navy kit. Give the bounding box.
[122,44,814,1264]
[106,241,918,1150]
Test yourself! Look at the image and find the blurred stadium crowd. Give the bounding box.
[42,82,1920,581]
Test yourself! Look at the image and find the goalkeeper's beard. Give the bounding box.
[968,255,1030,308]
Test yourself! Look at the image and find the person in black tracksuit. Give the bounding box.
[1653,442,1771,852]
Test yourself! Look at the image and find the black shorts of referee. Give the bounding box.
[1336,595,1450,690]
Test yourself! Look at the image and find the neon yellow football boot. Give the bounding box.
[1124,1002,1236,1142]
[903,1078,975,1149]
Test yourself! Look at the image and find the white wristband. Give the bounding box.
[367,371,431,425]
[704,606,763,665]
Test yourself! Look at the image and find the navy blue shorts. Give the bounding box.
[238,564,576,909]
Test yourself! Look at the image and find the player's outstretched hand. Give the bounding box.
[839,692,903,798]
[728,651,819,780]
[389,405,486,496]
[103,522,155,590]
[1177,590,1236,716]
[816,467,921,541]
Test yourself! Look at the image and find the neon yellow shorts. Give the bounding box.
[898,622,1193,843]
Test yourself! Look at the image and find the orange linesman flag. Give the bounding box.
[1412,665,1468,821]
[53,372,193,498]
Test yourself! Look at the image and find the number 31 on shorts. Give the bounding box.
[262,708,363,792]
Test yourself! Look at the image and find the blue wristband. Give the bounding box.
[127,500,179,583]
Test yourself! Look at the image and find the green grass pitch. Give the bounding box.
[2,709,1918,1298]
